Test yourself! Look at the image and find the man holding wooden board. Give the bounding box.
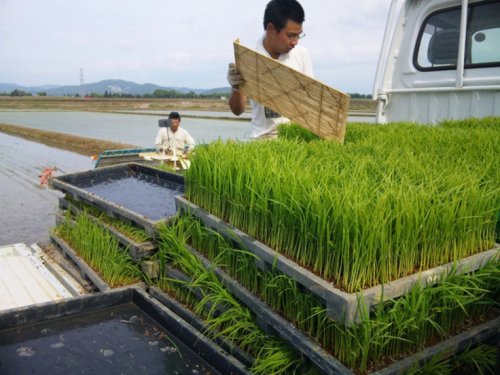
[228,0,314,139]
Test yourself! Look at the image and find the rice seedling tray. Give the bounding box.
[50,229,111,292]
[160,239,500,374]
[149,285,255,369]
[0,286,248,375]
[175,243,352,375]
[176,196,500,324]
[371,316,500,375]
[49,163,184,237]
[55,210,156,281]
[58,197,157,260]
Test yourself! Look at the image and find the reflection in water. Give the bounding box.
[0,110,375,244]
[0,111,252,147]
[84,175,183,220]
[0,303,217,375]
[0,133,93,245]
[0,110,374,149]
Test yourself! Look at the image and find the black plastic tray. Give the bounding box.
[164,242,500,375]
[49,163,184,237]
[176,196,500,324]
[58,197,157,261]
[0,286,248,375]
[50,229,111,292]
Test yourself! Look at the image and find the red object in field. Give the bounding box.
[39,167,58,186]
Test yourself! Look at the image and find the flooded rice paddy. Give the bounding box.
[0,111,253,146]
[0,111,250,245]
[0,110,374,147]
[0,110,374,245]
[0,132,93,245]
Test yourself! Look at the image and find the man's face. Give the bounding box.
[267,20,303,55]
[170,118,180,132]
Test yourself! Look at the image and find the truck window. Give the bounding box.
[415,1,500,71]
[469,2,500,65]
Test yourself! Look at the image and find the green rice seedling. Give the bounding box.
[154,218,321,375]
[406,352,453,375]
[102,216,150,244]
[65,195,151,243]
[154,163,179,174]
[440,116,500,130]
[450,344,497,375]
[277,123,320,142]
[185,120,500,293]
[251,341,319,375]
[174,214,500,373]
[407,344,498,375]
[56,211,143,287]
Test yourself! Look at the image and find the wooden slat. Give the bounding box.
[234,40,350,142]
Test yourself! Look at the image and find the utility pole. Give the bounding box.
[80,68,84,98]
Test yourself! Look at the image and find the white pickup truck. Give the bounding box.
[373,0,500,123]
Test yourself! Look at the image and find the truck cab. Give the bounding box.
[373,0,500,123]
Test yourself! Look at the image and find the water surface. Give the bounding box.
[0,110,374,245]
[0,110,374,149]
[0,132,93,245]
[0,111,252,147]
[84,176,183,221]
[0,303,217,375]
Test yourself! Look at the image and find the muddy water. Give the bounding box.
[0,303,218,375]
[0,110,248,245]
[0,132,93,245]
[0,110,374,149]
[84,176,183,221]
[0,110,374,245]
[0,111,252,146]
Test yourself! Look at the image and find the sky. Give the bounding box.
[0,0,393,94]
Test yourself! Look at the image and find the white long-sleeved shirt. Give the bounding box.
[251,34,314,139]
[155,127,196,151]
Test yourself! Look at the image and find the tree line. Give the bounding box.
[0,89,227,99]
[1,88,372,99]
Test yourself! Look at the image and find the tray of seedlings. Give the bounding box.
[149,220,330,375]
[58,196,156,261]
[0,286,248,375]
[163,214,500,375]
[149,284,256,371]
[49,163,184,237]
[176,196,499,322]
[173,120,500,374]
[51,208,145,291]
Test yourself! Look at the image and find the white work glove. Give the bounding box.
[227,63,244,89]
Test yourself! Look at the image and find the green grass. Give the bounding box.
[186,119,500,292]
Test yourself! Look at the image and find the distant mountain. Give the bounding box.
[0,79,231,96]
[0,83,62,93]
[202,87,231,95]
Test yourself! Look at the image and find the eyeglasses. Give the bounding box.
[286,32,306,41]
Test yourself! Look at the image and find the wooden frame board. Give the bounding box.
[234,39,350,142]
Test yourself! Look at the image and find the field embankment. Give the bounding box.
[0,97,237,112]
[0,123,135,156]
[0,96,377,113]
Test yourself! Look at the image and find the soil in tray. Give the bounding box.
[83,175,183,220]
[0,303,218,375]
